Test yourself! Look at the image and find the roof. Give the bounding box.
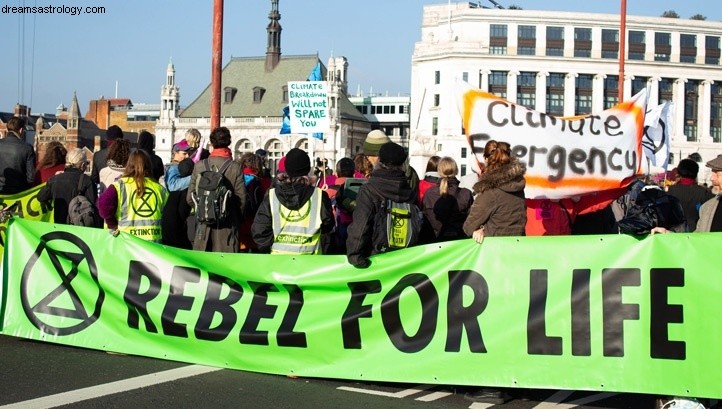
[181,54,366,122]
[109,98,133,107]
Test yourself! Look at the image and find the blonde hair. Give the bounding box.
[185,128,201,148]
[437,157,458,196]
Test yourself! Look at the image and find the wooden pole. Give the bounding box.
[211,0,224,130]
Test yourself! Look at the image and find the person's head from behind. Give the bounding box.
[123,150,153,202]
[209,127,231,149]
[353,153,372,178]
[336,157,355,178]
[677,158,699,180]
[483,140,512,173]
[277,148,311,185]
[363,129,391,165]
[137,131,155,152]
[437,157,459,196]
[7,116,25,136]
[185,128,202,149]
[239,152,263,175]
[425,156,441,173]
[107,139,131,167]
[65,148,88,171]
[377,142,407,171]
[41,141,67,168]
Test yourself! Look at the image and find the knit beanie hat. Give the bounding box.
[178,158,194,177]
[363,129,391,157]
[677,158,699,178]
[378,142,407,167]
[65,148,87,167]
[106,125,124,141]
[284,148,311,178]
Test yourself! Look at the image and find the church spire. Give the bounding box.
[265,0,282,72]
[160,58,180,124]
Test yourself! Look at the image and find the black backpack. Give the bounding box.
[617,187,686,235]
[67,175,97,227]
[192,159,233,224]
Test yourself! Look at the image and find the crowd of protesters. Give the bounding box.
[3,116,722,267]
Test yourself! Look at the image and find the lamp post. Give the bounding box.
[211,0,223,130]
[618,0,627,102]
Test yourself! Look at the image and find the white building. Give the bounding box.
[411,3,722,182]
[348,93,411,148]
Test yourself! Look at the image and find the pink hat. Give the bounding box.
[277,156,287,173]
[173,139,191,152]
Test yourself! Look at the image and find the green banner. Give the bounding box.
[0,184,54,256]
[2,218,720,398]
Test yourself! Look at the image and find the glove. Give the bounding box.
[353,258,371,269]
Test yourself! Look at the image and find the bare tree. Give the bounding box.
[690,14,707,20]
[661,10,680,18]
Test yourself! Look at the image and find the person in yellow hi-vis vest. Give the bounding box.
[251,148,334,254]
[98,150,168,243]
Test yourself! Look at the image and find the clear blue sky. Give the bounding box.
[1,0,719,115]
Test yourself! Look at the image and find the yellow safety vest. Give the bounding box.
[269,187,323,254]
[113,177,168,242]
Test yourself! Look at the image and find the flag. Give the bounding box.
[642,102,673,170]
[280,106,291,134]
[307,62,322,81]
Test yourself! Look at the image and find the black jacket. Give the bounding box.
[251,182,334,253]
[421,177,474,242]
[161,188,192,249]
[91,147,109,185]
[0,133,36,194]
[37,167,97,224]
[346,168,417,268]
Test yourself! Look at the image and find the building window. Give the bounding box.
[282,85,288,103]
[462,72,468,83]
[706,36,720,65]
[489,70,507,99]
[461,147,467,158]
[575,74,593,115]
[680,34,697,63]
[432,117,438,136]
[604,75,619,109]
[658,78,674,104]
[224,87,237,104]
[517,71,536,109]
[601,29,619,59]
[233,138,253,159]
[574,28,592,58]
[685,80,700,142]
[628,30,645,60]
[434,94,440,107]
[546,73,565,116]
[655,32,671,61]
[253,87,266,103]
[434,71,440,85]
[546,27,564,56]
[631,76,649,96]
[490,24,508,55]
[712,83,722,142]
[518,25,536,55]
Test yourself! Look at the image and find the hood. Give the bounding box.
[274,182,316,211]
[368,168,416,203]
[473,158,526,195]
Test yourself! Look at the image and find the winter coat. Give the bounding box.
[0,133,36,194]
[186,155,247,253]
[696,196,721,232]
[346,168,417,268]
[37,167,97,225]
[251,181,334,254]
[667,179,715,231]
[91,147,110,186]
[422,177,474,241]
[99,160,125,194]
[161,188,192,249]
[463,159,527,237]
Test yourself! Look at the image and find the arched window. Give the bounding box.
[267,138,284,175]
[234,138,253,160]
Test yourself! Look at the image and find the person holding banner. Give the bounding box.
[98,150,168,242]
[251,148,334,255]
[0,116,36,195]
[463,140,526,244]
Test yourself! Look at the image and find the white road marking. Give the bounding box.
[415,391,453,401]
[534,391,619,408]
[337,384,432,398]
[0,365,222,409]
[468,403,495,409]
